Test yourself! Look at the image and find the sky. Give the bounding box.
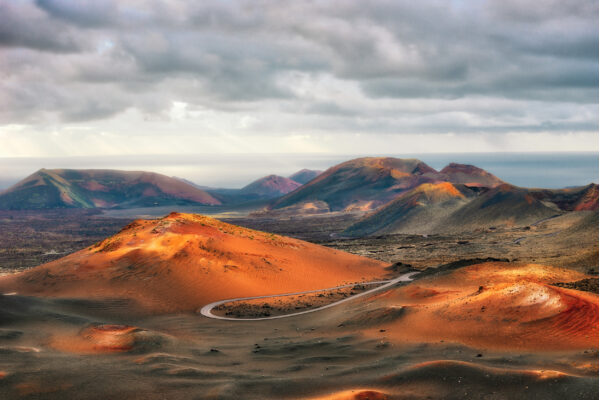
[1,0,598,158]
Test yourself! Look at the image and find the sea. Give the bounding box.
[0,152,598,190]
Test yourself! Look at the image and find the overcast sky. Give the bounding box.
[1,0,598,157]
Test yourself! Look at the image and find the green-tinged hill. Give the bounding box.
[0,169,221,209]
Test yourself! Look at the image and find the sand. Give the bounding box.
[0,213,388,314]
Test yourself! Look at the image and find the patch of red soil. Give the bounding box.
[307,389,390,400]
[365,262,599,350]
[574,184,599,211]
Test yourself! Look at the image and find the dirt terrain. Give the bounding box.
[1,210,599,399]
[212,284,374,318]
[0,210,127,274]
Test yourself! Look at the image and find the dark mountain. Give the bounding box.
[0,169,221,210]
[343,182,475,236]
[271,157,441,212]
[344,183,561,236]
[439,184,560,232]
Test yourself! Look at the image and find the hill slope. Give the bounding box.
[558,208,599,237]
[288,169,322,184]
[0,213,388,313]
[529,183,599,211]
[239,175,302,199]
[0,169,221,209]
[572,184,599,211]
[349,262,595,350]
[439,184,559,232]
[344,182,474,236]
[440,163,504,187]
[272,157,440,212]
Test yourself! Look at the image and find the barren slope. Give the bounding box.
[343,182,474,236]
[0,213,388,314]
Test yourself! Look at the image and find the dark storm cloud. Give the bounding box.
[1,0,598,133]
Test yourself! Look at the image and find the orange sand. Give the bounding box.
[410,182,464,199]
[0,213,388,314]
[306,389,390,400]
[50,325,141,354]
[364,262,599,350]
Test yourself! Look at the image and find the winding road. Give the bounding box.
[199,271,419,321]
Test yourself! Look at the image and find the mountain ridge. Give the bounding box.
[0,169,221,209]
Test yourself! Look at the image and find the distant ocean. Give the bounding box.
[0,152,598,190]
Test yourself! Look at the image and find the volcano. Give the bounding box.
[271,157,440,212]
[0,213,388,314]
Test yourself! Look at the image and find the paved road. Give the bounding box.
[199,271,419,321]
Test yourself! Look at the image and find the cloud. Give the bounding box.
[0,0,598,154]
[0,1,82,52]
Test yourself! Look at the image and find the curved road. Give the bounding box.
[199,271,419,321]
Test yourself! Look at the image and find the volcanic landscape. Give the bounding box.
[1,157,599,399]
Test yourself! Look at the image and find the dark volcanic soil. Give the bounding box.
[227,211,594,270]
[0,210,129,274]
[555,277,599,293]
